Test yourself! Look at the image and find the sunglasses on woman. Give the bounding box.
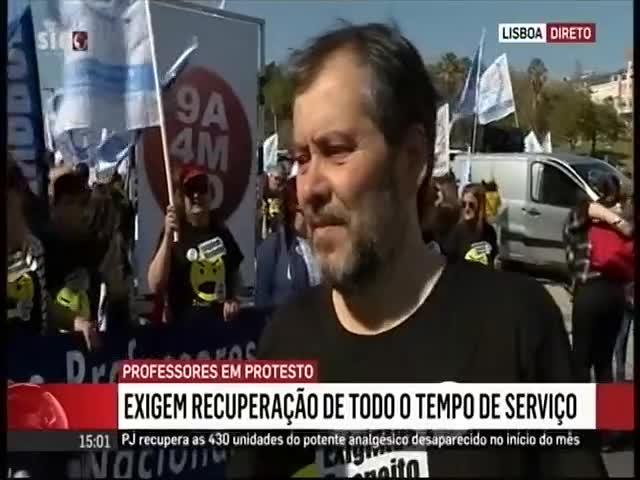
[462,201,478,209]
[184,178,209,197]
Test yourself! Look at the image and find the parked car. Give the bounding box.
[451,152,630,273]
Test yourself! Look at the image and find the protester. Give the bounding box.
[89,181,133,332]
[441,183,498,267]
[564,173,633,385]
[483,179,501,222]
[261,162,288,237]
[42,165,102,349]
[564,174,634,453]
[419,174,459,249]
[147,165,244,323]
[228,22,604,478]
[110,173,135,248]
[255,168,321,311]
[7,156,48,336]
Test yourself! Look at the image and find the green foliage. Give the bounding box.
[262,62,294,135]
[434,52,468,102]
[258,55,628,158]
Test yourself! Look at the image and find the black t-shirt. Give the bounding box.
[160,213,244,321]
[227,262,605,478]
[442,222,498,267]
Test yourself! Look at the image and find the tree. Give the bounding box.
[575,98,625,156]
[261,62,294,135]
[435,52,467,102]
[596,102,626,146]
[547,85,588,150]
[527,58,548,135]
[510,70,534,132]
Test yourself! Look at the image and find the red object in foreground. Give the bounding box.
[7,384,118,431]
[596,383,635,430]
[8,384,70,430]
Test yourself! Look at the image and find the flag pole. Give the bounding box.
[471,109,479,153]
[144,0,177,241]
[513,110,520,128]
[471,28,485,153]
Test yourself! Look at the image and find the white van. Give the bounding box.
[452,152,630,273]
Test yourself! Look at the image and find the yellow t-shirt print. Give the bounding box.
[189,255,226,303]
[464,241,492,266]
[7,274,35,321]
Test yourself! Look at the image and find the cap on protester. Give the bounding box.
[180,164,208,186]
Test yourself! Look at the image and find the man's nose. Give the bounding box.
[297,156,331,210]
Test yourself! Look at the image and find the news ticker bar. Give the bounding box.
[7,431,118,452]
[7,430,604,453]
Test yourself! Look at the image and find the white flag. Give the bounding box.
[542,131,552,153]
[524,131,543,153]
[477,54,515,125]
[433,103,450,177]
[52,0,160,138]
[262,133,279,173]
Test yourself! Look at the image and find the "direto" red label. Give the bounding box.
[546,23,596,43]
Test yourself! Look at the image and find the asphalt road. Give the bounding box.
[542,281,635,478]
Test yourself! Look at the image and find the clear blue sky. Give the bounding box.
[227,0,633,79]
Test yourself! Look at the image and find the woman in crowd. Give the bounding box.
[441,183,498,267]
[148,165,244,324]
[564,173,633,385]
[255,167,321,312]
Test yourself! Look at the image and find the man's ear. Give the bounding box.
[402,124,430,188]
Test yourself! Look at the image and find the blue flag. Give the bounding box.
[455,29,486,119]
[8,0,47,196]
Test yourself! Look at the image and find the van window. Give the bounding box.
[531,163,587,208]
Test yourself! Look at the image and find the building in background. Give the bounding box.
[586,61,633,121]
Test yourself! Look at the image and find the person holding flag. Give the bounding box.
[147,165,244,324]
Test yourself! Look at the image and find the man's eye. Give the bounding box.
[292,153,310,167]
[324,144,352,157]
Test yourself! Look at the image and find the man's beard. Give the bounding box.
[309,175,403,295]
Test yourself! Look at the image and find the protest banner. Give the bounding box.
[137,1,264,295]
[7,308,267,479]
[8,1,47,196]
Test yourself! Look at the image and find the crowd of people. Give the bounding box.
[5,19,634,478]
[7,155,134,349]
[7,126,633,378]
